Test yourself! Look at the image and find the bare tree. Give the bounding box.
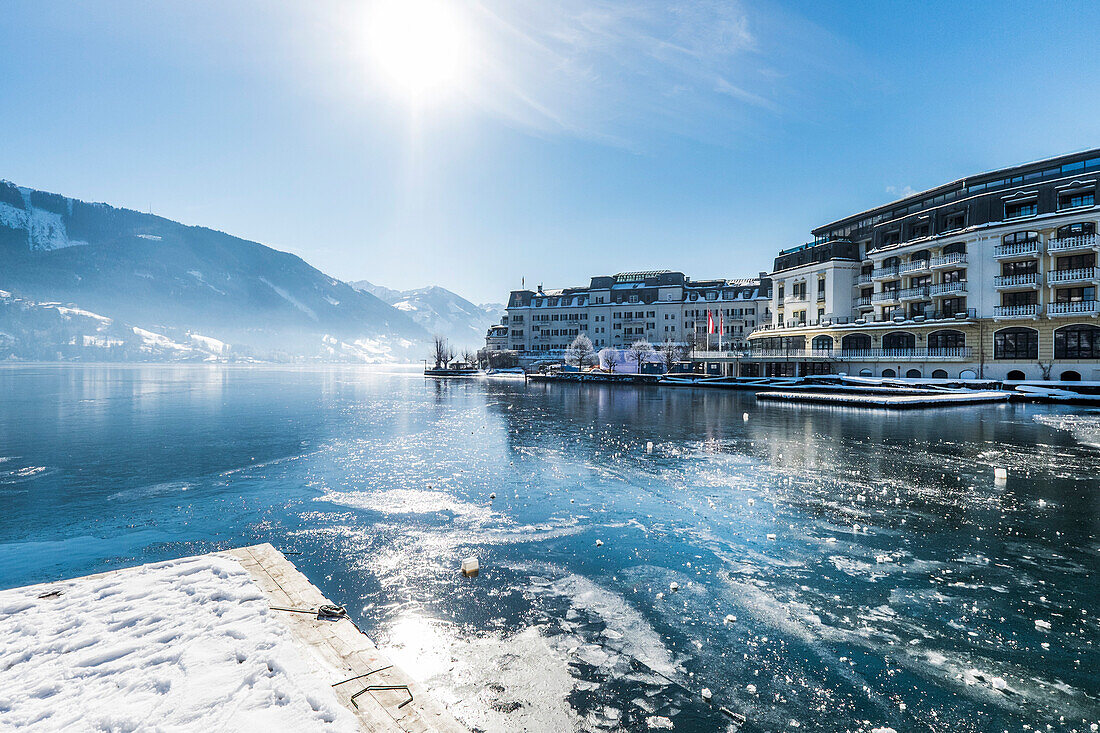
[461,349,475,366]
[1037,359,1054,381]
[565,333,595,369]
[657,339,684,373]
[598,347,619,372]
[431,335,450,368]
[625,339,653,373]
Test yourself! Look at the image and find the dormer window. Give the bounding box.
[1059,189,1095,211]
[1005,198,1038,219]
[942,211,965,232]
[910,222,930,239]
[882,229,901,246]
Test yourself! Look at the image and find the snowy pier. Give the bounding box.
[755,389,1013,408]
[0,544,464,732]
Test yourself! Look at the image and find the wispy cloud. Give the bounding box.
[462,0,816,147]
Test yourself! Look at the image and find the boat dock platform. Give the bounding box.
[756,390,1013,408]
[0,544,464,732]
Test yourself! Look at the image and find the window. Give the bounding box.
[1059,190,1095,210]
[928,330,965,350]
[1056,222,1096,238]
[1061,370,1082,381]
[1005,200,1038,219]
[1056,286,1096,303]
[942,212,965,232]
[882,230,901,246]
[932,369,949,379]
[1054,325,1100,359]
[1056,253,1096,271]
[910,222,930,239]
[943,241,966,255]
[883,332,915,350]
[941,297,967,316]
[882,368,897,378]
[1006,370,1026,380]
[1002,291,1038,306]
[884,256,900,268]
[629,295,639,303]
[906,369,922,378]
[1002,260,1037,276]
[942,269,966,283]
[812,335,833,351]
[994,327,1038,359]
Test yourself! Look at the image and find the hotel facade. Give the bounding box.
[494,271,771,361]
[728,148,1100,381]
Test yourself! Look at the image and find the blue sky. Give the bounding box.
[2,1,1099,304]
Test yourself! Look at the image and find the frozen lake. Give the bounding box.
[0,365,1097,732]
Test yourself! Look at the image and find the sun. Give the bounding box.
[365,0,474,104]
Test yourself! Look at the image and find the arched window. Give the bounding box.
[1057,222,1096,239]
[994,327,1038,359]
[883,256,900,268]
[959,369,978,379]
[928,330,965,351]
[1054,324,1100,359]
[1006,370,1026,380]
[842,333,872,351]
[859,368,873,377]
[943,241,967,255]
[882,332,915,350]
[882,368,897,377]
[812,335,834,351]
[906,369,922,378]
[1002,231,1038,246]
[1061,370,1082,381]
[931,369,949,379]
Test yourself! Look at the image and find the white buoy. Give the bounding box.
[743,412,749,421]
[701,688,712,701]
[646,441,654,453]
[670,582,680,592]
[766,533,776,540]
[724,614,737,624]
[489,492,496,500]
[746,684,757,694]
[994,467,1008,482]
[747,498,755,506]
[461,557,479,576]
[595,539,603,547]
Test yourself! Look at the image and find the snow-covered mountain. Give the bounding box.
[0,180,432,362]
[350,280,505,350]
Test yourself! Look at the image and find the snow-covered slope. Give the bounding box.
[351,280,505,350]
[0,180,432,361]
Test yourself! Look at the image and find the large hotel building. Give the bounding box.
[489,148,1100,380]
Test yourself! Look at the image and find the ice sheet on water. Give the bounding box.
[1033,413,1100,449]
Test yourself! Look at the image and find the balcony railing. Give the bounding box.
[930,281,967,295]
[855,296,873,307]
[745,347,972,361]
[872,266,900,279]
[930,253,968,268]
[1047,267,1098,284]
[899,286,930,300]
[782,295,808,304]
[994,304,1039,317]
[1048,234,1098,252]
[993,273,1039,287]
[1048,300,1100,315]
[857,273,873,285]
[872,290,901,302]
[900,259,931,274]
[993,241,1039,258]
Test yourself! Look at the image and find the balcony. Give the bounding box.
[898,286,930,300]
[993,273,1039,288]
[900,259,931,274]
[1048,234,1097,252]
[872,266,900,279]
[929,281,967,296]
[872,290,900,303]
[930,252,968,269]
[856,273,873,285]
[993,241,1039,258]
[994,304,1040,318]
[1047,267,1098,285]
[1048,300,1100,315]
[855,296,873,307]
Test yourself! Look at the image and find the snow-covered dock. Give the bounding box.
[756,389,1013,408]
[0,544,464,732]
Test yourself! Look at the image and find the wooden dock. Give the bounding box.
[223,544,465,733]
[755,390,1013,409]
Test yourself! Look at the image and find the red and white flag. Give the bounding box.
[707,310,714,334]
